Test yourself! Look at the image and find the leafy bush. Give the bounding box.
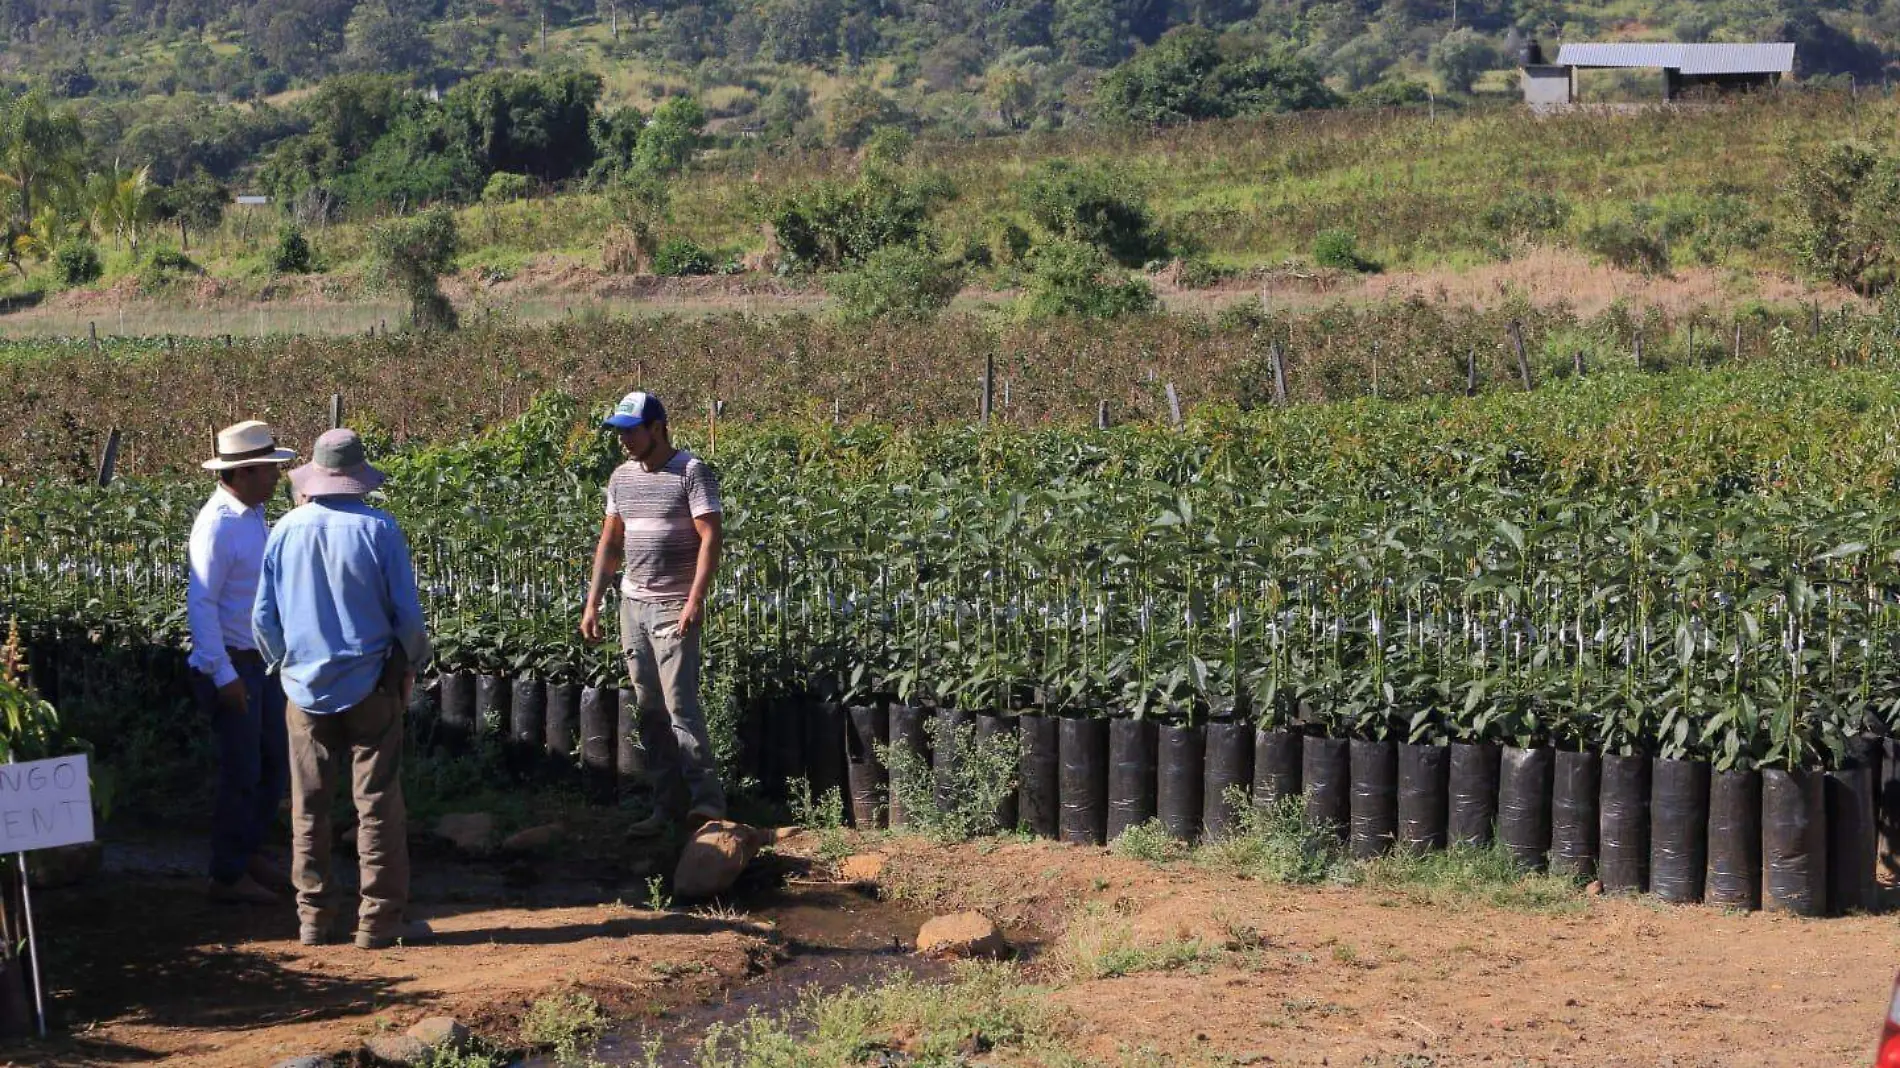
[1017,239,1159,320]
[988,219,1033,266]
[1482,192,1571,238]
[1018,161,1168,267]
[271,225,313,274]
[1350,77,1432,109]
[1787,141,1900,294]
[368,206,459,331]
[1579,216,1669,274]
[52,241,101,287]
[136,246,199,292]
[766,169,949,272]
[1096,26,1341,125]
[882,715,1019,842]
[826,244,963,323]
[1312,229,1377,272]
[482,171,532,204]
[653,238,715,277]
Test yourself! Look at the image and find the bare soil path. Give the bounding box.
[4,831,1891,1066]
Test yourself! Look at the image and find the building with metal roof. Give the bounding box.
[1520,41,1795,110]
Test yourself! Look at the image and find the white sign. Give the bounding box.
[0,755,94,853]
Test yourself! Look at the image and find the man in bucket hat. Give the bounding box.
[581,391,728,836]
[254,429,433,950]
[190,420,297,905]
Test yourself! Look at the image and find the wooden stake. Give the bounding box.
[980,353,994,424]
[95,428,121,487]
[329,393,344,430]
[1097,399,1110,430]
[1165,383,1182,428]
[1509,320,1533,391]
[1270,342,1288,406]
[1466,347,1478,396]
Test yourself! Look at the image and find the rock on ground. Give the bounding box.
[271,1058,334,1068]
[838,852,889,884]
[362,1033,431,1066]
[406,1016,470,1051]
[915,912,1007,960]
[433,813,497,855]
[501,823,566,854]
[673,821,792,899]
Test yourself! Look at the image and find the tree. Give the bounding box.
[369,206,459,330]
[87,163,157,253]
[155,171,228,251]
[343,2,435,75]
[0,89,84,278]
[827,243,962,323]
[1016,238,1157,319]
[825,84,909,150]
[1787,141,1900,294]
[1096,27,1338,125]
[985,64,1038,130]
[440,70,603,183]
[633,97,705,177]
[1429,27,1496,94]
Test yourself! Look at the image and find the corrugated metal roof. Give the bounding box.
[1554,42,1794,74]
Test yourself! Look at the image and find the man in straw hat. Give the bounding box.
[254,429,433,950]
[190,420,297,906]
[581,390,728,837]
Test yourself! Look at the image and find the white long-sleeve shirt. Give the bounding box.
[186,485,268,688]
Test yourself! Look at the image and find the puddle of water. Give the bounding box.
[545,873,946,1067]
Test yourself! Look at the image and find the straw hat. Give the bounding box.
[201,421,296,471]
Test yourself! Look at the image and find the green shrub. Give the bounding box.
[1482,192,1571,238]
[827,244,962,323]
[881,714,1019,842]
[1351,77,1431,109]
[136,246,199,292]
[482,171,532,204]
[766,170,948,272]
[1787,141,1900,294]
[653,238,715,277]
[1018,161,1168,267]
[1580,217,1669,274]
[1312,229,1377,272]
[53,241,101,287]
[368,207,459,331]
[1017,239,1158,320]
[271,225,313,274]
[988,219,1033,266]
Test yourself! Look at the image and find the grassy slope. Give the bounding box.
[1,90,1871,308]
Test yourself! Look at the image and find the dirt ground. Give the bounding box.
[5,828,1894,1067]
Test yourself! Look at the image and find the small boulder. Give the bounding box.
[28,842,103,889]
[433,813,496,855]
[501,823,566,854]
[1585,880,1604,897]
[406,1016,470,1052]
[915,912,1007,960]
[362,1033,431,1066]
[272,1057,334,1068]
[673,821,785,900]
[838,852,888,884]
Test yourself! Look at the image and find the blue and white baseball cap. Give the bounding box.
[604,390,667,429]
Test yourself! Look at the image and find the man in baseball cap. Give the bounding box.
[583,390,729,836]
[189,421,297,905]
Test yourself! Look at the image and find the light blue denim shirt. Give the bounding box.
[253,497,432,715]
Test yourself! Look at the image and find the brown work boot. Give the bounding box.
[207,873,282,906]
[355,919,435,951]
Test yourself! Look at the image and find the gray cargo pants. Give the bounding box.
[620,598,727,822]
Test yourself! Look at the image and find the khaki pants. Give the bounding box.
[287,663,409,937]
[621,598,727,821]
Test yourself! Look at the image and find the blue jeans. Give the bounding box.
[192,651,290,884]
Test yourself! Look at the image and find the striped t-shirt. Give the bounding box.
[604,450,723,602]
